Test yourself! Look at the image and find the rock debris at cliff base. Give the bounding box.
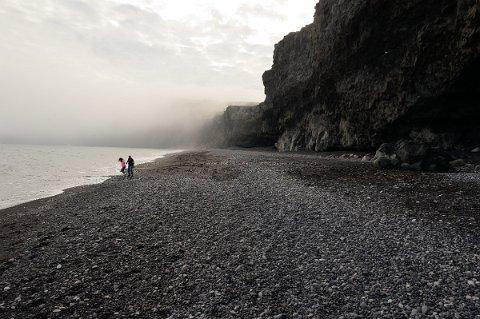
[1,150,480,318]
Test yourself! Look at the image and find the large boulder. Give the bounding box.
[395,140,429,164]
[372,140,452,171]
[372,143,400,169]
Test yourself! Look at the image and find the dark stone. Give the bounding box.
[377,143,396,157]
[372,143,401,168]
[400,162,423,171]
[362,153,374,162]
[373,140,452,171]
[422,149,451,171]
[373,157,396,169]
[395,141,429,164]
[449,159,465,167]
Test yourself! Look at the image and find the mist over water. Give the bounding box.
[0,98,228,148]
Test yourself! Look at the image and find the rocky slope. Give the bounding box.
[208,0,480,159]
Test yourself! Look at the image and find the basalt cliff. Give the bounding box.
[203,0,480,165]
[200,103,277,148]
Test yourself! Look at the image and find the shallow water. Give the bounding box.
[0,144,182,209]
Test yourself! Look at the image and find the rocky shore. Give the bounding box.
[1,150,480,318]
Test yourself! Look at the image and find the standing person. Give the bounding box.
[127,155,135,178]
[118,157,127,177]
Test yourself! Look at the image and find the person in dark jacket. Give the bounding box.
[127,156,135,178]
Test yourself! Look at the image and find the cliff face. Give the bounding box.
[199,104,277,148]
[262,0,480,151]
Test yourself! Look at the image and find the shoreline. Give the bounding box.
[0,150,186,214]
[0,150,185,212]
[1,149,479,318]
[0,151,186,263]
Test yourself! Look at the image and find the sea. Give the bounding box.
[0,144,182,210]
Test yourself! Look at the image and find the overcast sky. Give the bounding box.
[0,0,317,145]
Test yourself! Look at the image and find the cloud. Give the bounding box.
[0,0,317,145]
[237,3,287,20]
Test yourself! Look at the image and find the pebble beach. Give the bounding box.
[1,149,479,318]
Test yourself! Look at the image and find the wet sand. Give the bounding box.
[1,149,479,318]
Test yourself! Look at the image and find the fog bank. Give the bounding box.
[0,0,317,147]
